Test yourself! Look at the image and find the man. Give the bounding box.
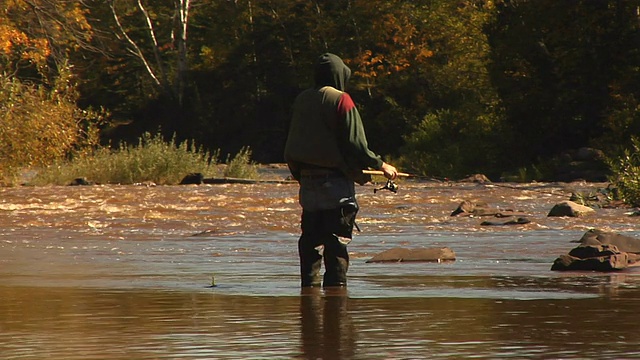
[284,53,398,287]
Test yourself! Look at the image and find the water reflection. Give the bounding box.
[2,280,640,359]
[299,287,355,360]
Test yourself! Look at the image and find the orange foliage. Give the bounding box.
[348,1,434,84]
[0,23,50,66]
[1,0,92,71]
[1,1,99,181]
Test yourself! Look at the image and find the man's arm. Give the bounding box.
[336,93,398,181]
[336,93,384,170]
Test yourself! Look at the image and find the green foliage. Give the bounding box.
[607,137,640,207]
[223,146,259,179]
[30,132,219,186]
[500,165,546,183]
[399,109,505,180]
[379,1,506,178]
[593,96,640,154]
[486,0,640,166]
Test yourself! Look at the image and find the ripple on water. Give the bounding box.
[2,183,640,358]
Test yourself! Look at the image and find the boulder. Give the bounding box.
[551,252,629,272]
[568,243,620,258]
[547,201,595,217]
[366,247,456,263]
[551,243,640,272]
[180,173,204,185]
[573,229,640,254]
[68,177,93,186]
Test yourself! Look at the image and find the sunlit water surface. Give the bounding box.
[1,179,639,359]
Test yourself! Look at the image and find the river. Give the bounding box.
[1,176,639,359]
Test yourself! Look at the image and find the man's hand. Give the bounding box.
[380,162,398,180]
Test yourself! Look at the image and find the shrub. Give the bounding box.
[608,137,640,207]
[0,71,102,184]
[30,132,219,185]
[399,110,504,179]
[223,146,259,179]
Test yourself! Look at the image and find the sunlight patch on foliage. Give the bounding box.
[30,133,219,186]
[608,137,640,207]
[0,72,102,184]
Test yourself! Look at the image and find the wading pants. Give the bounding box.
[299,209,350,287]
[297,173,357,287]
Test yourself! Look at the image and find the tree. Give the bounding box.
[0,1,102,182]
[1,0,93,82]
[107,0,193,104]
[358,0,504,178]
[486,0,640,167]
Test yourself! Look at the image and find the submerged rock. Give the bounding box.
[450,200,484,216]
[451,200,527,218]
[480,217,531,226]
[366,247,456,263]
[450,200,502,216]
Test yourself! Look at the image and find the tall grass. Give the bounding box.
[30,132,219,185]
[223,146,259,179]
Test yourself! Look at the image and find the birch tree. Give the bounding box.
[108,0,192,105]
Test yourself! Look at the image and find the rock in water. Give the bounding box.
[574,229,640,254]
[548,201,595,217]
[366,247,456,263]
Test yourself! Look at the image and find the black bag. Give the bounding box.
[334,197,360,239]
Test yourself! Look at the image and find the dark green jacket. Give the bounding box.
[284,53,383,185]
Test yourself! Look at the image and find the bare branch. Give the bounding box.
[109,0,162,87]
[137,0,168,87]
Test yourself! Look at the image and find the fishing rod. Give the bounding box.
[362,169,447,181]
[362,170,449,193]
[362,170,412,178]
[363,170,568,196]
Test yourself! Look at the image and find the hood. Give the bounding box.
[313,53,351,91]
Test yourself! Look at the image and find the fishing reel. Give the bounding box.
[374,179,398,193]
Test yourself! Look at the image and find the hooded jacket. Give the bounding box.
[284,53,383,184]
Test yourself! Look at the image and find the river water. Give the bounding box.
[1,175,639,359]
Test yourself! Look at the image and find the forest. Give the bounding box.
[2,0,640,181]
